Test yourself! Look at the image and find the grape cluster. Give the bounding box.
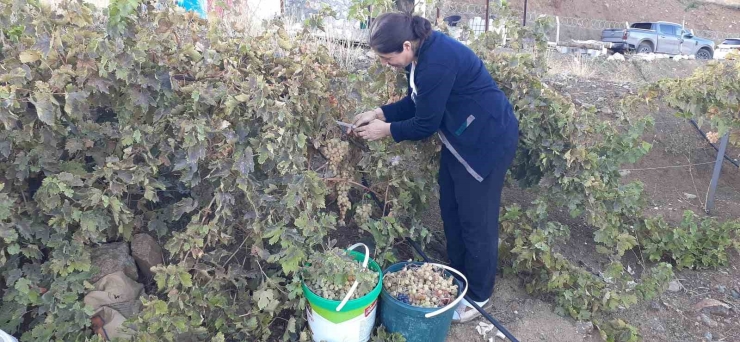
[303,248,379,301]
[354,202,373,224]
[706,131,720,144]
[337,176,351,223]
[396,293,410,305]
[324,138,349,175]
[384,263,458,308]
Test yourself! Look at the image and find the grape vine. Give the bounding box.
[0,1,737,341]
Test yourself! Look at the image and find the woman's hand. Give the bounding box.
[355,119,391,141]
[350,108,386,134]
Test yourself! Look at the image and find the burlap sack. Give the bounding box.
[83,271,144,340]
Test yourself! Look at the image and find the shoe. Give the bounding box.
[451,299,491,324]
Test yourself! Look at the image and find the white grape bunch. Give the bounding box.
[336,169,353,224]
[337,182,351,223]
[323,138,349,175]
[706,131,720,144]
[383,263,458,308]
[303,248,379,301]
[354,202,373,225]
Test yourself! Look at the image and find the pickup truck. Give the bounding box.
[601,21,715,59]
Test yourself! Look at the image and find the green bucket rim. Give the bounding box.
[301,250,384,312]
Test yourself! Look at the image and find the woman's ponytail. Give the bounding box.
[411,15,432,41]
[369,12,434,54]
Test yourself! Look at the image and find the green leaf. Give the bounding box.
[255,289,275,311]
[144,187,157,201]
[178,271,193,288]
[287,316,296,333]
[20,50,41,63]
[172,316,188,331]
[30,91,59,126]
[154,300,168,315]
[7,243,20,255]
[14,278,31,294]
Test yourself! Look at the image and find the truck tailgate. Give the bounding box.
[601,29,625,42]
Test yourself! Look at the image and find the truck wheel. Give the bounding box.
[696,48,712,60]
[637,42,653,54]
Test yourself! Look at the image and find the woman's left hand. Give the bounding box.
[354,119,391,141]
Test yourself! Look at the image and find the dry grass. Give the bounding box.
[546,51,597,78]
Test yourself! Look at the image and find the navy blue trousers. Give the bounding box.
[438,133,518,302]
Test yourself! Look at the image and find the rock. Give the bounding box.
[476,322,495,337]
[650,318,666,332]
[694,298,732,317]
[649,300,663,312]
[131,233,164,279]
[90,242,138,283]
[684,193,698,200]
[668,280,682,292]
[608,53,626,61]
[717,285,726,293]
[731,289,740,300]
[576,321,594,335]
[705,332,713,341]
[700,313,719,328]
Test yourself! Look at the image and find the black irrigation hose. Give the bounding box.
[689,119,740,168]
[360,176,520,342]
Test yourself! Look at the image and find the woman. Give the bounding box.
[351,12,519,323]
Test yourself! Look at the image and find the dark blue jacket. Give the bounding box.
[381,31,519,182]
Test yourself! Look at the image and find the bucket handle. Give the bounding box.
[347,242,371,268]
[335,243,370,312]
[422,263,468,319]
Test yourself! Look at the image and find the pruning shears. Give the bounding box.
[336,120,367,136]
[335,120,356,131]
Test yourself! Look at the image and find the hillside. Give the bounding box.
[505,0,740,34]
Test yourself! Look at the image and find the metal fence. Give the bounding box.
[437,1,492,35]
[434,0,739,44]
[281,0,739,44]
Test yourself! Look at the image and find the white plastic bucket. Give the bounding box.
[0,329,18,342]
[302,243,382,342]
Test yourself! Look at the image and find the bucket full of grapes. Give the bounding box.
[301,243,383,342]
[379,262,468,342]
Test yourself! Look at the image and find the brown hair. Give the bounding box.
[369,12,433,54]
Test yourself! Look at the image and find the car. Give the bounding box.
[714,38,740,60]
[601,21,715,59]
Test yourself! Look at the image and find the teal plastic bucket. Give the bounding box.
[379,262,467,342]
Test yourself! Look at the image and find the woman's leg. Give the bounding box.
[449,130,518,321]
[441,143,515,301]
[439,147,466,276]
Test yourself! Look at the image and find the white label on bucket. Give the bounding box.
[307,300,377,342]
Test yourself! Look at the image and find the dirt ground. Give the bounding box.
[426,57,740,342]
